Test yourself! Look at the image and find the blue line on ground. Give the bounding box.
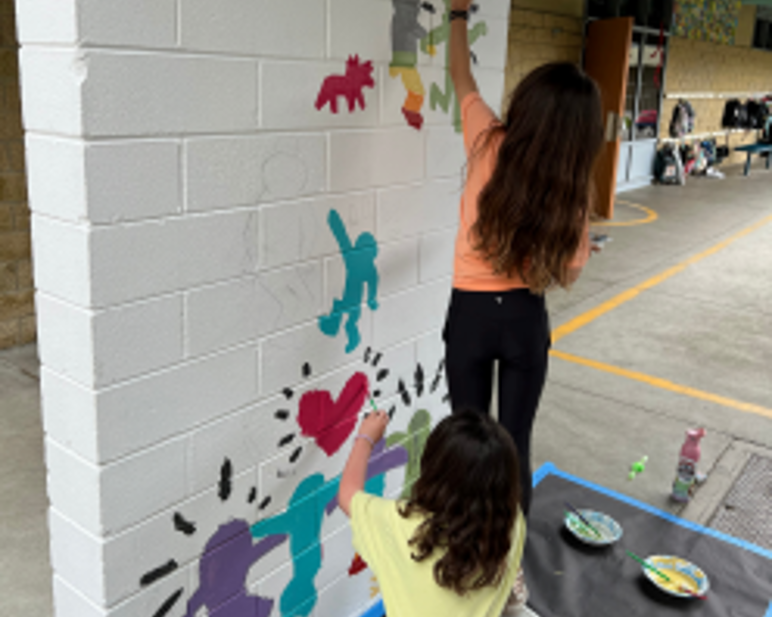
[535,462,772,562]
[765,600,772,617]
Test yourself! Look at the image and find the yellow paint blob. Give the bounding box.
[656,569,698,594]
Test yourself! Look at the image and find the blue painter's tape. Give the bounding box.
[537,462,772,562]
[532,461,557,487]
[361,598,385,617]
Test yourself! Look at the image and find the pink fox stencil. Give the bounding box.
[315,55,375,114]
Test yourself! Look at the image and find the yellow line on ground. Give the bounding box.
[551,350,772,421]
[594,200,659,227]
[552,213,772,344]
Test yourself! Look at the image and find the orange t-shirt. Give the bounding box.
[452,92,590,292]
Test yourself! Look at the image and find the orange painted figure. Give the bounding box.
[389,0,434,129]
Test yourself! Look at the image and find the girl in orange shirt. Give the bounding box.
[444,1,604,607]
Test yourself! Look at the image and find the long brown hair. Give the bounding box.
[472,62,604,293]
[400,410,521,595]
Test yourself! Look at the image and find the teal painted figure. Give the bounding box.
[421,0,487,132]
[318,209,379,353]
[250,440,407,617]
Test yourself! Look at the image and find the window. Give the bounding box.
[587,0,674,30]
[753,6,772,50]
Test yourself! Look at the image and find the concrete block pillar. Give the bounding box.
[16,0,511,615]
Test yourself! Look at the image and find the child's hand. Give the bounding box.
[359,410,389,445]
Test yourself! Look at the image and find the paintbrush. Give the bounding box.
[626,550,671,582]
[626,551,706,599]
[368,394,379,413]
[564,501,603,538]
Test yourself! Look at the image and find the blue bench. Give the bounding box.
[734,142,772,175]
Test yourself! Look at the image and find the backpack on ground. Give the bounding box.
[654,145,684,184]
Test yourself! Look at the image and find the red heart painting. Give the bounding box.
[297,372,369,457]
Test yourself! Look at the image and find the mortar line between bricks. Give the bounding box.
[18,41,508,69]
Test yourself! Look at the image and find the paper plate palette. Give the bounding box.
[642,555,710,599]
[564,509,623,546]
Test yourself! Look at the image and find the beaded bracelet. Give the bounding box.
[355,434,375,447]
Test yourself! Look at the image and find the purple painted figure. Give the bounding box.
[184,520,285,617]
[183,440,408,617]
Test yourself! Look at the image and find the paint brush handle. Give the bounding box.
[625,551,672,583]
[368,394,379,413]
[564,502,602,538]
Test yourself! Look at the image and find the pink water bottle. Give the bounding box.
[671,428,706,503]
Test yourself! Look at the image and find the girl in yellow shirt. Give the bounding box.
[339,409,526,617]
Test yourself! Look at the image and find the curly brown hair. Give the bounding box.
[399,410,521,595]
[472,62,604,293]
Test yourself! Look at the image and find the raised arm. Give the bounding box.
[449,0,479,105]
[327,209,353,253]
[338,411,389,517]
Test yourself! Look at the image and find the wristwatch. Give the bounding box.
[449,9,469,21]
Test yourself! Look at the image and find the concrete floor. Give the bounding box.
[2,165,772,615]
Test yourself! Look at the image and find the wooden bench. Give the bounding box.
[734,142,772,176]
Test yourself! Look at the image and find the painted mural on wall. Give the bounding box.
[140,349,447,617]
[316,56,376,114]
[674,0,742,45]
[318,209,379,354]
[389,0,488,132]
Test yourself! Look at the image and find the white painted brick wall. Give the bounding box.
[19,0,512,614]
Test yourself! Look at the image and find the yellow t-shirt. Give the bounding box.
[350,491,526,617]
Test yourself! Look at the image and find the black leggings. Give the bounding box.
[443,288,550,516]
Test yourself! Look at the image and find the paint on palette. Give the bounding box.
[421,0,487,131]
[315,56,375,114]
[297,372,369,456]
[318,209,379,353]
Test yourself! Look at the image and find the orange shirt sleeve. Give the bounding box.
[461,92,501,158]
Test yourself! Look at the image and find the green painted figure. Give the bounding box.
[421,0,487,132]
[386,409,432,499]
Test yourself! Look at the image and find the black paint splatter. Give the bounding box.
[376,369,389,382]
[373,352,383,366]
[173,513,196,536]
[414,363,425,397]
[151,588,184,617]
[279,433,295,448]
[282,388,294,400]
[442,393,450,404]
[259,496,272,510]
[398,379,412,407]
[364,347,372,363]
[373,389,382,399]
[140,560,178,587]
[218,459,233,502]
[302,362,312,378]
[290,446,303,463]
[421,1,436,13]
[275,409,290,420]
[388,406,396,420]
[431,372,442,394]
[248,487,257,504]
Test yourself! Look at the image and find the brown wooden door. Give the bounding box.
[584,17,633,219]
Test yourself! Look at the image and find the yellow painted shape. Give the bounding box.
[594,201,658,227]
[389,66,426,96]
[551,350,772,421]
[552,213,772,343]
